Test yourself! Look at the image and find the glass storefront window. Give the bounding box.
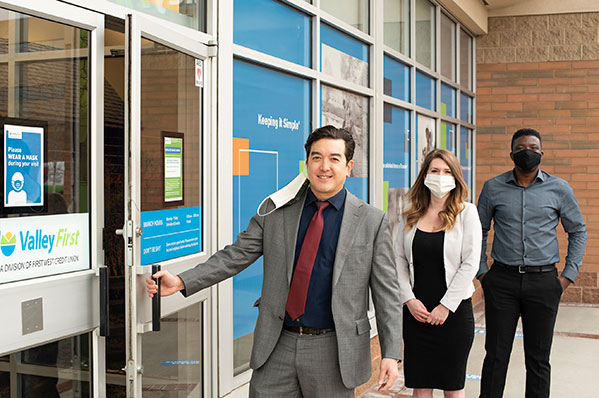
[320,0,369,33]
[383,104,410,240]
[384,0,410,56]
[440,13,456,81]
[415,0,435,70]
[441,83,456,118]
[321,84,369,202]
[320,23,369,87]
[440,121,455,153]
[460,92,473,123]
[0,371,8,396]
[139,38,203,265]
[234,0,311,67]
[141,304,203,396]
[384,55,410,102]
[0,12,90,217]
[416,114,435,173]
[15,15,88,53]
[232,60,311,374]
[460,29,473,90]
[0,333,91,397]
[0,11,91,283]
[459,127,472,191]
[415,71,435,111]
[108,0,206,31]
[20,374,90,397]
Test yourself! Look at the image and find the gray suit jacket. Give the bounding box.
[178,187,403,388]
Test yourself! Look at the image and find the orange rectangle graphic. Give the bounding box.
[233,137,249,176]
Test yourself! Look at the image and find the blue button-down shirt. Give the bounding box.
[477,169,587,282]
[284,187,346,329]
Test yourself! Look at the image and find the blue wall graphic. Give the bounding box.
[232,60,310,339]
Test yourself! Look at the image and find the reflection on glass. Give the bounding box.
[321,0,369,33]
[234,0,311,67]
[108,0,206,31]
[440,13,456,80]
[383,104,410,241]
[440,121,455,154]
[384,55,410,102]
[16,14,88,53]
[415,71,435,111]
[10,333,92,397]
[416,114,435,173]
[22,334,90,370]
[142,304,203,397]
[384,0,410,55]
[322,84,369,202]
[232,60,311,375]
[440,83,456,118]
[460,92,473,123]
[0,11,90,217]
[415,0,435,70]
[0,9,8,55]
[139,38,203,264]
[20,374,90,398]
[0,371,8,396]
[0,64,6,114]
[459,127,472,192]
[320,23,369,87]
[460,29,473,90]
[140,39,202,211]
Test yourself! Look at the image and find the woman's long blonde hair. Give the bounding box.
[403,149,468,231]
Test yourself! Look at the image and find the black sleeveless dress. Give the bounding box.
[402,229,474,390]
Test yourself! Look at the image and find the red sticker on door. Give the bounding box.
[195,59,203,87]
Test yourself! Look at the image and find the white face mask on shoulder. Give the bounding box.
[424,174,456,198]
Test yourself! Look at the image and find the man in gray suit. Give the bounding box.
[146,125,403,397]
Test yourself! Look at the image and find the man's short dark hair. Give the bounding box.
[304,125,355,162]
[511,128,542,151]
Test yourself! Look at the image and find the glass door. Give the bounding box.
[123,13,213,397]
[0,0,104,396]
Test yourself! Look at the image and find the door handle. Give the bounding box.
[152,264,161,332]
[99,266,110,336]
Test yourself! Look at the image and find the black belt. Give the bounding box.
[493,261,555,274]
[283,325,335,336]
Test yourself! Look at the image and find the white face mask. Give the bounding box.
[424,174,456,198]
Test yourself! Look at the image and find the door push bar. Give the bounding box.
[152,264,161,332]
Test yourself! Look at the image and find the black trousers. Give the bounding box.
[480,264,563,398]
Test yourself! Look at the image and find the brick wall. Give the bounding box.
[476,12,599,304]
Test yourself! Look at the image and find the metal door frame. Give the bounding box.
[0,0,105,396]
[124,13,216,397]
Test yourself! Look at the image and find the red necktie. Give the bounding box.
[285,201,330,321]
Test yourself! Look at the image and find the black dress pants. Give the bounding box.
[480,264,563,398]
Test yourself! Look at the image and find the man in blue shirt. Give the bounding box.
[477,128,587,398]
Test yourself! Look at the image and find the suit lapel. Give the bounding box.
[332,191,362,287]
[283,190,308,284]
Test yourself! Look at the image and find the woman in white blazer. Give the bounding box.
[394,149,482,398]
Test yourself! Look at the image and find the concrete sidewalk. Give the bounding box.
[358,303,599,398]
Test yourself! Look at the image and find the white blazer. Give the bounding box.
[394,202,482,312]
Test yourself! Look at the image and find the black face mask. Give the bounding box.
[513,149,541,172]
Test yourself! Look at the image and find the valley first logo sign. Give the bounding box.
[0,213,89,284]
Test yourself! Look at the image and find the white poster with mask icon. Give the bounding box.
[4,124,44,207]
